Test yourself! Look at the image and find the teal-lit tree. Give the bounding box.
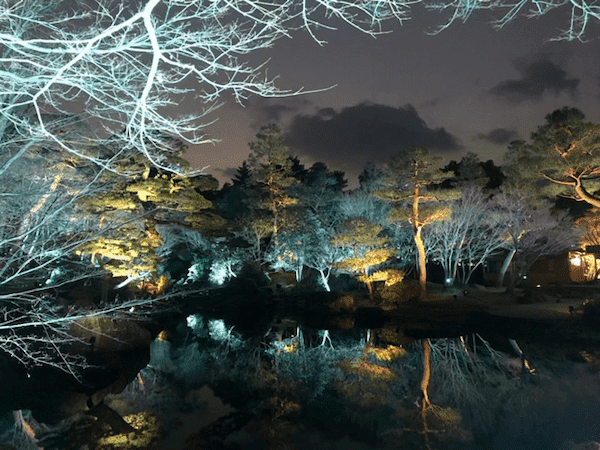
[264,162,348,284]
[265,209,348,285]
[428,185,508,286]
[305,227,350,292]
[492,191,581,288]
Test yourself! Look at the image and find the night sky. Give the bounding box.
[183,8,600,188]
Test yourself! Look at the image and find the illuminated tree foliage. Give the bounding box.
[261,163,348,284]
[304,230,348,292]
[504,107,600,207]
[241,125,301,266]
[0,122,171,375]
[575,208,600,250]
[236,212,275,262]
[76,142,221,289]
[377,147,459,298]
[331,217,397,297]
[264,216,314,282]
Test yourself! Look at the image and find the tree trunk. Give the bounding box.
[497,248,516,287]
[360,267,374,298]
[318,269,330,292]
[420,339,432,447]
[415,226,427,298]
[450,260,458,286]
[412,178,427,299]
[362,329,375,362]
[295,264,303,282]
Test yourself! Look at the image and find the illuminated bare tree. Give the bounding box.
[493,191,581,288]
[427,0,600,40]
[0,138,100,289]
[0,293,161,380]
[429,185,508,286]
[0,0,414,175]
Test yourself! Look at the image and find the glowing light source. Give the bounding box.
[571,255,582,266]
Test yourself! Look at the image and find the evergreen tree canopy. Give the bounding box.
[246,124,299,239]
[376,146,459,297]
[331,217,397,296]
[75,139,222,288]
[504,107,600,207]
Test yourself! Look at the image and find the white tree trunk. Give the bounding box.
[497,248,516,287]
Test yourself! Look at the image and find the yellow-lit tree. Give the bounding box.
[504,108,600,207]
[376,147,458,299]
[331,217,398,297]
[76,141,223,292]
[575,208,600,250]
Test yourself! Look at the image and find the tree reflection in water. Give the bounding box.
[9,317,578,450]
[141,321,529,449]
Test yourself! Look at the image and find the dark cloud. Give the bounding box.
[246,97,312,130]
[285,102,461,174]
[490,59,579,103]
[476,128,519,144]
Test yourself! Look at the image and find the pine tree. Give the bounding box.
[76,138,222,292]
[246,124,299,262]
[504,107,600,206]
[376,147,459,298]
[331,217,397,297]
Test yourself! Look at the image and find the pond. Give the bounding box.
[1,286,600,450]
